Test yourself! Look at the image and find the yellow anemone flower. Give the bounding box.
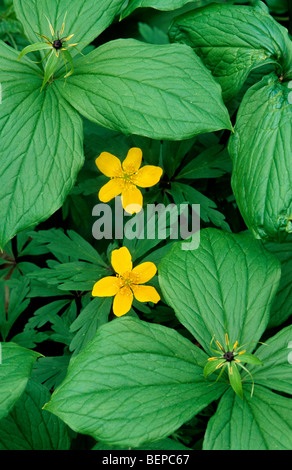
[92,246,160,317]
[95,148,163,214]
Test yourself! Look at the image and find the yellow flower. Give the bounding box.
[92,246,160,317]
[95,148,163,214]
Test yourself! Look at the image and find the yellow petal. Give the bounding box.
[135,165,163,188]
[122,147,142,173]
[98,179,123,202]
[121,186,143,214]
[132,285,160,304]
[95,152,123,177]
[113,286,133,316]
[92,276,121,297]
[131,262,157,284]
[111,246,132,275]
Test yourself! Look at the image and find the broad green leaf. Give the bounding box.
[0,342,40,420]
[0,380,70,450]
[266,0,288,13]
[14,0,126,55]
[169,2,292,101]
[265,234,292,327]
[57,38,232,140]
[246,325,292,395]
[203,386,292,450]
[44,317,227,447]
[138,22,169,45]
[0,17,22,40]
[229,73,292,241]
[120,0,196,19]
[159,228,281,353]
[93,437,191,450]
[0,41,84,249]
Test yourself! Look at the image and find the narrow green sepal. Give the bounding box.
[61,49,74,78]
[203,359,224,378]
[228,363,243,399]
[237,353,263,366]
[18,42,52,61]
[41,51,59,91]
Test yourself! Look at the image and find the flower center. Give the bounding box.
[118,271,140,289]
[223,351,235,362]
[52,39,63,49]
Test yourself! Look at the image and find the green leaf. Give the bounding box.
[28,229,107,266]
[265,234,292,327]
[25,299,71,330]
[246,325,292,395]
[171,182,230,231]
[93,437,191,450]
[120,0,195,19]
[14,0,126,55]
[57,38,232,140]
[169,2,292,101]
[27,260,109,291]
[44,317,227,448]
[0,279,30,341]
[138,22,169,45]
[0,17,22,39]
[160,137,196,179]
[229,73,292,241]
[266,0,288,13]
[31,355,70,390]
[159,228,281,353]
[177,144,231,180]
[0,380,71,450]
[0,41,84,249]
[203,385,292,450]
[69,297,113,354]
[0,342,40,420]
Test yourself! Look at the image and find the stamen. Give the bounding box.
[215,361,225,369]
[215,340,224,351]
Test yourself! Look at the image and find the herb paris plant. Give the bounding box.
[44,229,292,449]
[0,0,231,249]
